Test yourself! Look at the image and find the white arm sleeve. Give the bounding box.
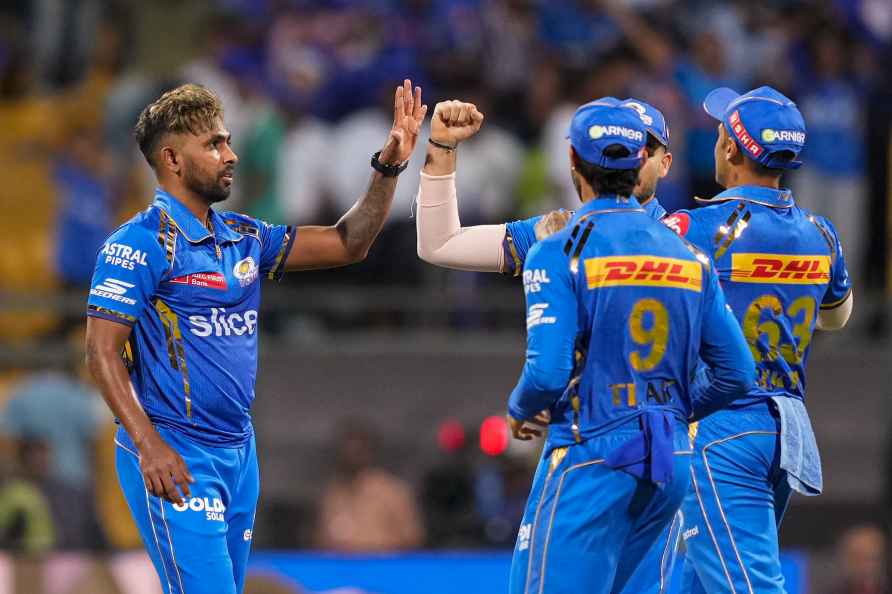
[816,290,853,331]
[415,171,506,272]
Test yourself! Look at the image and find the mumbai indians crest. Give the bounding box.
[233,256,258,287]
[622,101,654,126]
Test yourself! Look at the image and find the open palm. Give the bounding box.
[382,79,427,164]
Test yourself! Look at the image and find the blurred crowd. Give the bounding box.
[0,0,891,342]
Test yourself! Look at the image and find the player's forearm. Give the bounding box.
[85,343,156,448]
[416,171,505,271]
[334,169,398,262]
[422,141,456,175]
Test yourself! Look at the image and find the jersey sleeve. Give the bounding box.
[690,263,756,420]
[507,240,578,420]
[86,221,169,326]
[257,220,297,281]
[502,215,543,277]
[813,216,852,309]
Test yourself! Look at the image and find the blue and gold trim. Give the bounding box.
[153,299,192,419]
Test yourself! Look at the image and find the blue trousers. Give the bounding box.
[115,425,260,594]
[680,402,792,594]
[509,424,692,594]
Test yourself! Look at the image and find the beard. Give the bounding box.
[634,177,657,202]
[183,160,231,204]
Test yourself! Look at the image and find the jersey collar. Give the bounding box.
[695,185,794,209]
[571,195,644,223]
[152,188,243,244]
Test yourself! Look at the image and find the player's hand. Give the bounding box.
[138,430,194,505]
[534,210,572,240]
[430,100,484,147]
[507,410,550,441]
[379,78,428,165]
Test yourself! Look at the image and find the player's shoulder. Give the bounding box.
[525,226,570,266]
[216,210,265,242]
[103,205,165,249]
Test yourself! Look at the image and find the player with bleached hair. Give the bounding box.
[85,79,426,594]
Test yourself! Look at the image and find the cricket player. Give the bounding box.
[416,97,673,273]
[662,86,853,593]
[503,101,755,594]
[418,98,687,593]
[84,80,426,594]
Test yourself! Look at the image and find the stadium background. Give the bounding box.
[0,0,890,592]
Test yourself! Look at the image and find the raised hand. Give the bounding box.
[380,78,427,165]
[430,100,485,147]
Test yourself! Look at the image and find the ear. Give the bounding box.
[659,151,673,178]
[160,145,181,175]
[724,133,741,164]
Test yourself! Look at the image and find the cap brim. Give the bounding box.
[703,87,740,120]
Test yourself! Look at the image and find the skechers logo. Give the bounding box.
[730,254,830,285]
[189,308,258,337]
[172,497,226,522]
[527,303,557,329]
[90,278,137,305]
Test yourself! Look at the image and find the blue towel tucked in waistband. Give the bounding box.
[605,410,675,485]
[771,395,822,495]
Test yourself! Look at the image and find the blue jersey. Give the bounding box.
[87,189,296,445]
[664,185,851,405]
[502,198,667,276]
[508,196,754,448]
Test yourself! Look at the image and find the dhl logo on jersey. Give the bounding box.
[730,253,830,285]
[584,256,702,292]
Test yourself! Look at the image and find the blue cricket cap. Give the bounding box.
[620,98,670,146]
[703,86,806,170]
[567,101,648,170]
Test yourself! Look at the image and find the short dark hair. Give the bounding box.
[134,83,224,167]
[573,145,641,197]
[745,151,790,179]
[644,133,666,157]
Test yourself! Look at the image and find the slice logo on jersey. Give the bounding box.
[730,254,830,284]
[527,303,557,329]
[172,496,226,522]
[90,278,137,305]
[584,256,702,292]
[100,242,148,270]
[662,213,690,237]
[243,529,253,542]
[169,272,228,291]
[233,257,258,287]
[729,111,763,157]
[189,307,259,337]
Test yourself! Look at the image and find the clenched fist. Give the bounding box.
[430,100,484,147]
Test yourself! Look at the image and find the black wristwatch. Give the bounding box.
[371,151,409,177]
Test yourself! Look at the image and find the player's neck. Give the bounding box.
[159,181,213,228]
[727,169,781,190]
